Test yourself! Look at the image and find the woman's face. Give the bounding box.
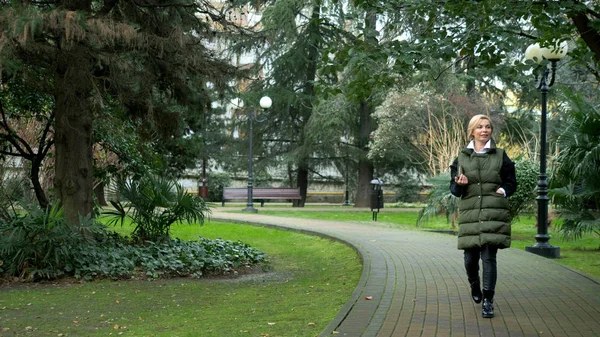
[471,119,492,143]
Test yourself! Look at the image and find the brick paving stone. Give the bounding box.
[212,209,600,337]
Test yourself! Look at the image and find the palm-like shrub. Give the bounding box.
[106,175,211,242]
[550,89,600,240]
[417,173,459,228]
[0,203,103,280]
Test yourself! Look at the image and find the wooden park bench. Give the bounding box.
[222,187,301,207]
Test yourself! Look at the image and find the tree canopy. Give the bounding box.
[0,0,243,223]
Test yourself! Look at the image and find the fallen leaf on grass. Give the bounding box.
[307,322,316,326]
[267,322,276,325]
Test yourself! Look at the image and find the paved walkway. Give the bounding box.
[211,208,600,337]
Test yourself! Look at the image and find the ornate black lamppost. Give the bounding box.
[523,41,568,258]
[236,96,272,213]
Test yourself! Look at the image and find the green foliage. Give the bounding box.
[508,157,539,221]
[205,172,232,202]
[393,170,422,203]
[0,203,104,280]
[105,175,211,242]
[0,166,28,221]
[417,173,458,228]
[71,236,267,281]
[550,88,600,240]
[0,1,241,222]
[0,203,267,281]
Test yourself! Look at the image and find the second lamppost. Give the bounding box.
[239,96,272,213]
[523,40,567,258]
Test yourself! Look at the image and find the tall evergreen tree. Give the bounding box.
[0,1,240,224]
[243,0,339,206]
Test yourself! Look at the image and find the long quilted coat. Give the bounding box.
[455,147,511,250]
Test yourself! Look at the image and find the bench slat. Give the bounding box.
[222,187,301,206]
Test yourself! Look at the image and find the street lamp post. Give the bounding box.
[523,41,568,258]
[238,96,272,213]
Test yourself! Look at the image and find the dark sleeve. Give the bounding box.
[500,151,517,197]
[449,157,464,198]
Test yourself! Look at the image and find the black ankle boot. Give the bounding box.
[470,279,482,304]
[482,289,495,318]
[482,299,494,318]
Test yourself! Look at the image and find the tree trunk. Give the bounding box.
[355,157,374,207]
[30,157,49,210]
[292,2,320,208]
[94,182,108,206]
[569,11,600,62]
[355,101,375,207]
[53,47,94,225]
[354,11,378,208]
[295,163,309,207]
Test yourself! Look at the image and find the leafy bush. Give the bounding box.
[70,237,268,280]
[550,88,600,240]
[508,157,539,221]
[0,203,268,281]
[106,175,211,242]
[0,167,29,221]
[205,172,232,202]
[0,204,105,280]
[393,170,422,203]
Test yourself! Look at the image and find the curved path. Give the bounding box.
[212,208,600,337]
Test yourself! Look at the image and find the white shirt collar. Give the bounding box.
[467,139,492,153]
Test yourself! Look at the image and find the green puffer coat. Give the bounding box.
[457,148,511,249]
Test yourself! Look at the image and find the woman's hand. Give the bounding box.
[455,174,468,186]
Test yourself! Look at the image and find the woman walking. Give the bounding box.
[450,114,517,318]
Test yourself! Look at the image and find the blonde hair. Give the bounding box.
[467,114,493,140]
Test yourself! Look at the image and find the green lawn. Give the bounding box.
[0,221,361,337]
[246,208,600,280]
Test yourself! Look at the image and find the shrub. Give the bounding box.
[0,168,29,221]
[509,157,539,221]
[0,203,268,281]
[106,174,211,242]
[205,172,232,202]
[393,170,422,203]
[550,88,600,240]
[70,237,268,280]
[0,204,105,280]
[417,172,459,228]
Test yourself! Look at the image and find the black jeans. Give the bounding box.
[464,245,498,295]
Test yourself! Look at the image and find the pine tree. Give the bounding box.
[0,1,240,224]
